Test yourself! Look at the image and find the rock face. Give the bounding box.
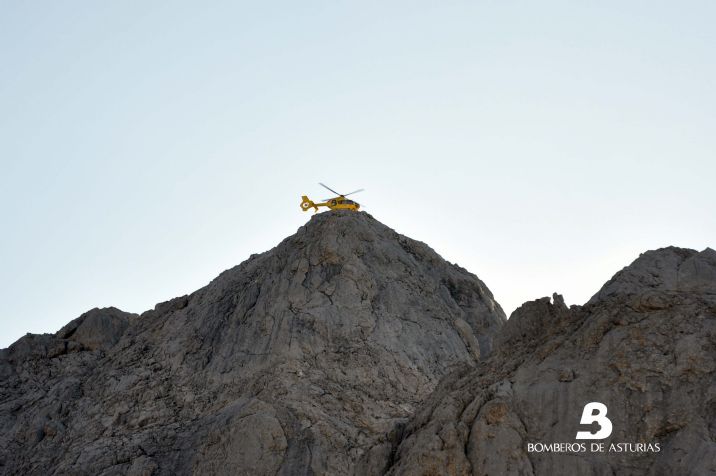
[3,216,714,476]
[382,247,716,475]
[0,211,505,475]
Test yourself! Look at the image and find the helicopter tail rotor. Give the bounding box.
[300,196,318,213]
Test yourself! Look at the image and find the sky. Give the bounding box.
[1,1,714,348]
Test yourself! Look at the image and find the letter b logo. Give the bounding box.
[575,402,612,439]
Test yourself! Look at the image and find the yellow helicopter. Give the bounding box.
[301,183,364,213]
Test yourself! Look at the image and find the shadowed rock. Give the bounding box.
[381,247,716,476]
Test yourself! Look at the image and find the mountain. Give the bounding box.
[3,213,714,476]
[0,211,505,475]
[381,247,716,475]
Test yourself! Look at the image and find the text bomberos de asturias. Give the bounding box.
[527,442,661,453]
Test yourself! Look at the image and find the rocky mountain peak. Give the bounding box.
[381,247,716,475]
[0,211,506,475]
[5,213,712,475]
[588,246,716,304]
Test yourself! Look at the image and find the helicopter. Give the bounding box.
[301,183,364,213]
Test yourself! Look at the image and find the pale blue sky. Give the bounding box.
[1,1,714,348]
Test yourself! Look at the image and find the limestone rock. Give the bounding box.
[3,216,712,475]
[589,246,716,303]
[0,211,505,475]
[383,247,716,476]
[57,307,133,351]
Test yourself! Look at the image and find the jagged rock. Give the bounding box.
[57,307,134,351]
[0,211,505,475]
[382,247,716,476]
[0,307,137,475]
[4,219,713,475]
[589,246,716,303]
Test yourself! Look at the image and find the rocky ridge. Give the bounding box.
[2,212,714,476]
[381,247,716,475]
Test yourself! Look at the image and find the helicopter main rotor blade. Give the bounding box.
[343,189,364,196]
[319,182,342,196]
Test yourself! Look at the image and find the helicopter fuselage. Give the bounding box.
[301,195,360,213]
